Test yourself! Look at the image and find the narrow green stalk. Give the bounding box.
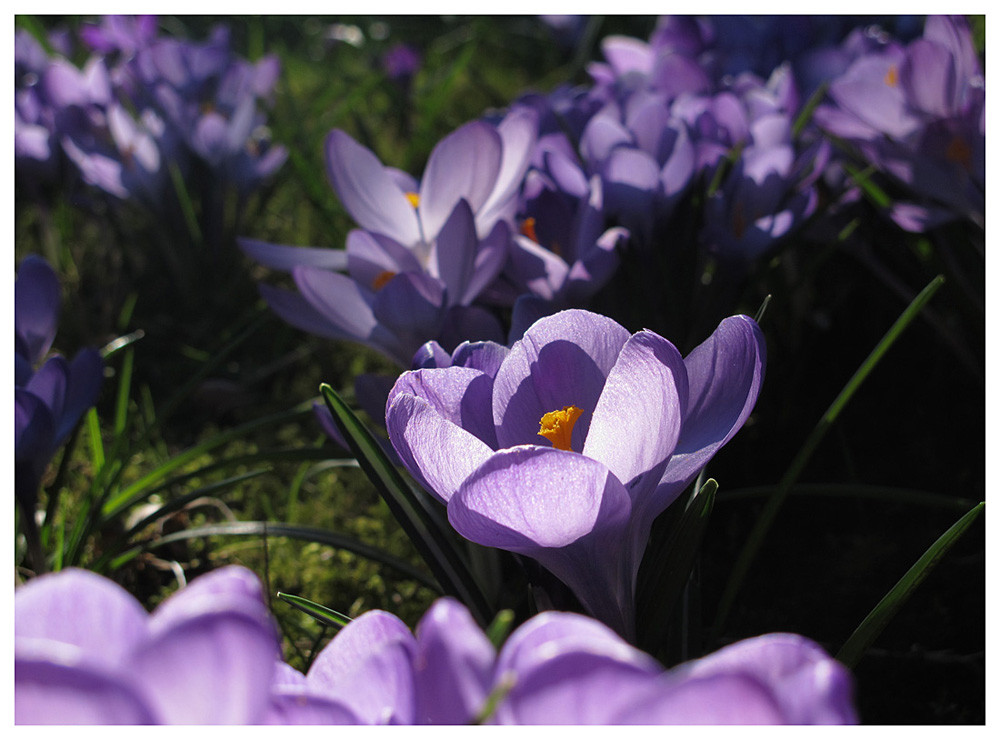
[711,275,945,639]
[837,502,984,668]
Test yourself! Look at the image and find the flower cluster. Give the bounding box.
[15,16,286,216]
[15,566,856,725]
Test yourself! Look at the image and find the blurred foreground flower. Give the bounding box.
[14,567,357,724]
[299,597,856,724]
[387,308,765,636]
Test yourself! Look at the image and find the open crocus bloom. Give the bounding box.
[387,309,765,637]
[14,567,358,725]
[305,597,856,725]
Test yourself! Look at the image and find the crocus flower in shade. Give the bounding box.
[303,597,857,724]
[15,256,104,514]
[14,567,357,725]
[382,43,421,85]
[815,15,985,230]
[243,109,537,365]
[386,308,765,636]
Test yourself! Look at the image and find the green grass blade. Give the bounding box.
[276,592,352,631]
[712,275,946,639]
[319,383,493,626]
[113,346,135,438]
[485,609,516,650]
[637,479,717,655]
[836,502,984,668]
[143,520,440,590]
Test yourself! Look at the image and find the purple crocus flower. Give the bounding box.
[815,15,985,230]
[386,308,765,637]
[15,256,103,514]
[242,109,538,365]
[382,43,421,85]
[303,597,857,724]
[14,566,358,724]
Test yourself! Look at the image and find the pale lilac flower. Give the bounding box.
[386,309,765,636]
[14,567,357,724]
[305,597,857,724]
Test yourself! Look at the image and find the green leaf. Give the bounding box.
[637,479,717,656]
[276,592,352,631]
[836,501,984,668]
[319,383,493,626]
[485,609,515,650]
[142,520,440,590]
[712,275,946,639]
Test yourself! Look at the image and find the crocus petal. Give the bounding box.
[419,121,502,241]
[16,255,61,365]
[901,38,956,118]
[477,108,538,233]
[14,569,149,666]
[386,392,495,503]
[507,234,570,301]
[15,656,157,724]
[293,265,380,341]
[148,566,269,633]
[601,35,654,76]
[238,237,349,272]
[493,309,631,450]
[650,314,765,520]
[430,198,478,302]
[325,129,421,246]
[261,692,361,725]
[613,673,784,724]
[388,367,497,447]
[345,229,421,288]
[449,446,635,633]
[583,330,687,487]
[413,598,495,724]
[307,610,417,725]
[461,220,511,306]
[128,607,280,724]
[676,633,858,724]
[258,283,369,344]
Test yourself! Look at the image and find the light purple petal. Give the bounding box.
[506,234,570,301]
[583,330,687,487]
[601,35,654,76]
[429,198,478,302]
[676,633,858,724]
[16,255,61,365]
[239,237,349,272]
[148,566,268,633]
[613,673,785,724]
[307,610,416,725]
[325,129,421,245]
[477,107,538,234]
[15,655,157,724]
[259,283,369,344]
[293,265,379,340]
[386,392,495,503]
[14,569,149,667]
[261,692,361,724]
[128,607,280,724]
[449,447,635,633]
[493,309,631,450]
[413,598,495,724]
[462,220,511,306]
[419,121,503,240]
[345,229,421,288]
[649,315,765,520]
[901,38,956,118]
[387,366,497,447]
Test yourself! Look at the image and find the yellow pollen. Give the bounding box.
[538,405,584,451]
[405,192,420,208]
[372,270,396,291]
[884,64,899,87]
[520,217,538,243]
[945,136,973,171]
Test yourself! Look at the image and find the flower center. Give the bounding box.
[520,216,538,242]
[945,135,973,171]
[884,64,899,87]
[405,191,420,208]
[538,405,584,451]
[372,270,396,291]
